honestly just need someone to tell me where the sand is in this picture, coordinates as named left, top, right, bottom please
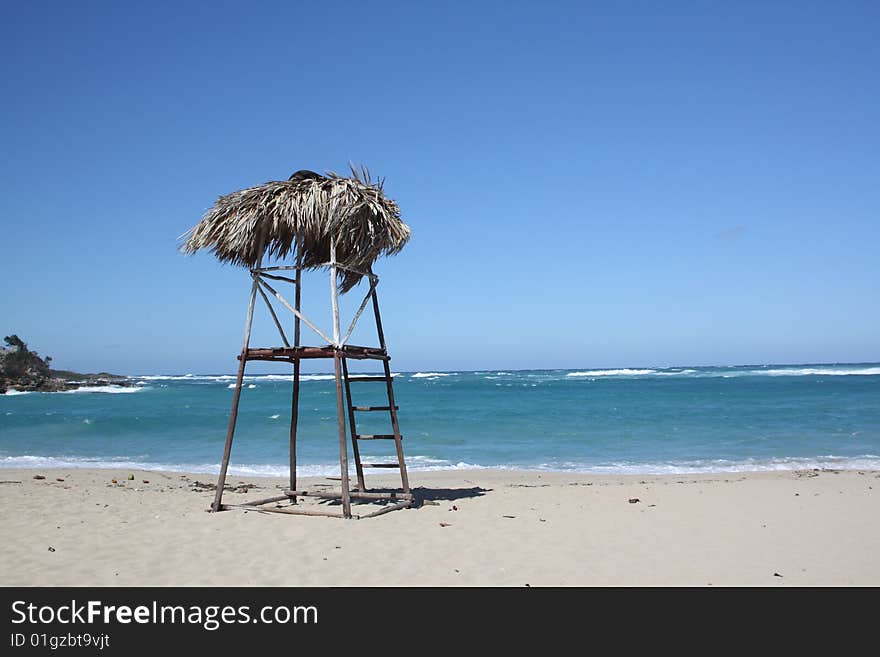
left=0, top=467, right=878, bottom=586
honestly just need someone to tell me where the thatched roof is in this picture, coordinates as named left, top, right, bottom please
left=180, top=167, right=410, bottom=292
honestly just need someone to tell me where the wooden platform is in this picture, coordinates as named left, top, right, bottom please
left=241, top=344, right=389, bottom=362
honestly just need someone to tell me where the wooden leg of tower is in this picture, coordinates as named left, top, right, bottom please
left=371, top=287, right=411, bottom=495
left=289, top=253, right=302, bottom=503
left=213, top=282, right=258, bottom=512
left=213, top=360, right=246, bottom=512
left=384, top=358, right=410, bottom=494
left=289, top=359, right=300, bottom=503
left=342, top=358, right=367, bottom=491
left=334, top=351, right=352, bottom=518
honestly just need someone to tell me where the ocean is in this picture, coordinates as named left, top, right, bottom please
left=1, top=363, right=879, bottom=477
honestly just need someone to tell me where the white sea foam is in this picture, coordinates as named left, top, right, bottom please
left=696, top=366, right=880, bottom=378
left=132, top=365, right=880, bottom=383
left=2, top=385, right=145, bottom=395
left=407, top=455, right=453, bottom=464
left=136, top=373, right=338, bottom=383
left=754, top=367, right=880, bottom=377
left=655, top=369, right=698, bottom=376
left=269, top=414, right=280, bottom=419
left=230, top=455, right=880, bottom=475
left=567, top=369, right=656, bottom=377
left=2, top=454, right=878, bottom=477
left=0, top=455, right=487, bottom=478
left=59, top=385, right=145, bottom=394
left=549, top=455, right=880, bottom=475
left=135, top=373, right=203, bottom=381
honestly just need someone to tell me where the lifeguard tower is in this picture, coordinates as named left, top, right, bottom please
left=181, top=168, right=412, bottom=519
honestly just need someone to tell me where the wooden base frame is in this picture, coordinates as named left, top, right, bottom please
left=217, top=489, right=414, bottom=520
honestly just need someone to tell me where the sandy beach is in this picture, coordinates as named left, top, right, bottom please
left=0, top=467, right=877, bottom=586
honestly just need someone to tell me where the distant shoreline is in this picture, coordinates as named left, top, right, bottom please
left=0, top=370, right=135, bottom=394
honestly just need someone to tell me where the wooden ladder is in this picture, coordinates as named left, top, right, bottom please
left=341, top=355, right=410, bottom=495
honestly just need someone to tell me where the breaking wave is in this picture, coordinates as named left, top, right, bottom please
left=567, top=369, right=656, bottom=377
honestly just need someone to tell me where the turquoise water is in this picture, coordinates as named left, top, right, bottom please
left=1, top=363, right=879, bottom=476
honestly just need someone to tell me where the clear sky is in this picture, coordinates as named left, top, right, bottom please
left=2, top=1, right=878, bottom=375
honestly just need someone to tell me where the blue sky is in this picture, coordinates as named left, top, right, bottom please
left=1, top=1, right=878, bottom=374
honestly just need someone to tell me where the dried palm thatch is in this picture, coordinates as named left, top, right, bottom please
left=180, top=166, right=410, bottom=292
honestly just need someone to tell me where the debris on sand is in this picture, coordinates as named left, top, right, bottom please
left=190, top=480, right=259, bottom=493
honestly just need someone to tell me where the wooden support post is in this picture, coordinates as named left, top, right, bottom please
left=258, top=279, right=333, bottom=344
left=329, top=239, right=351, bottom=517
left=358, top=500, right=412, bottom=519
left=370, top=284, right=387, bottom=351
left=242, top=494, right=294, bottom=507
left=341, top=278, right=377, bottom=345
left=257, top=285, right=290, bottom=348
left=329, top=240, right=341, bottom=347
left=289, top=252, right=302, bottom=499
left=221, top=503, right=348, bottom=519
left=285, top=489, right=413, bottom=501
left=257, top=271, right=298, bottom=284
left=371, top=287, right=410, bottom=494
left=342, top=358, right=366, bottom=491
left=212, top=278, right=259, bottom=512
left=334, top=351, right=352, bottom=518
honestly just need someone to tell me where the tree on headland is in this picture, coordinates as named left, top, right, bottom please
left=4, top=335, right=26, bottom=350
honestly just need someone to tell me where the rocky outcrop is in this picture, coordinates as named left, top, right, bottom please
left=0, top=335, right=133, bottom=394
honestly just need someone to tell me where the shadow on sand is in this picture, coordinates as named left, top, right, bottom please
left=285, top=485, right=492, bottom=510
left=409, top=486, right=491, bottom=508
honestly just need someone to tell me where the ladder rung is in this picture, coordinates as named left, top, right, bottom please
left=347, top=376, right=389, bottom=382
left=353, top=405, right=399, bottom=412
left=355, top=434, right=401, bottom=440
left=362, top=463, right=400, bottom=468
